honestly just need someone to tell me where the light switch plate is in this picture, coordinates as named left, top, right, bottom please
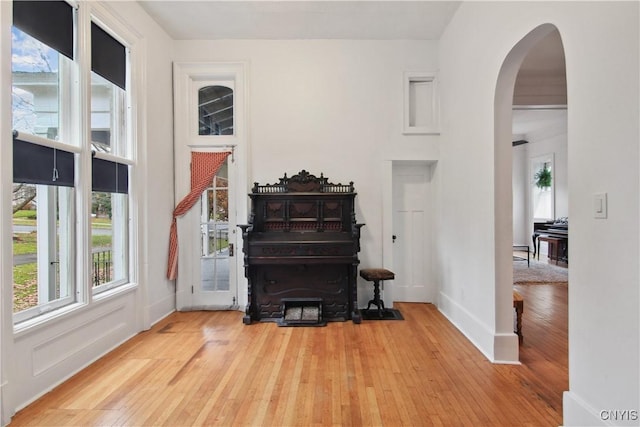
left=594, top=193, right=607, bottom=219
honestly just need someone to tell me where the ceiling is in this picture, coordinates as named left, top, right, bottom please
left=512, top=108, right=567, bottom=137
left=513, top=30, right=567, bottom=136
left=137, top=1, right=462, bottom=40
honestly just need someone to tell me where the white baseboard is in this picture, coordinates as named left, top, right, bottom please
left=563, top=391, right=605, bottom=426
left=438, top=291, right=519, bottom=363
left=561, top=391, right=639, bottom=426
left=148, top=294, right=177, bottom=327
left=1, top=380, right=10, bottom=427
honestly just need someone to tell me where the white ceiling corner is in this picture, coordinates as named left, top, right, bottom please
left=137, top=1, right=462, bottom=40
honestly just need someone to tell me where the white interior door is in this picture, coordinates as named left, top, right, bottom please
left=392, top=162, right=433, bottom=303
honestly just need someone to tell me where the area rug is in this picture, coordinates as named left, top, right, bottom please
left=514, top=259, right=568, bottom=284
left=361, top=308, right=404, bottom=320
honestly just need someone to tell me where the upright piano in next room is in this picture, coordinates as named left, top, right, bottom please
left=532, top=218, right=568, bottom=264
left=238, top=170, right=364, bottom=325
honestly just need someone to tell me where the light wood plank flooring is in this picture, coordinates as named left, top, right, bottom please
left=10, top=285, right=568, bottom=426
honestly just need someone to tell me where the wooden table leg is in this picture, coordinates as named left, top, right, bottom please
left=513, top=291, right=524, bottom=343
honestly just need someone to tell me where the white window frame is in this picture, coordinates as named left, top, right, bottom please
left=9, top=1, right=142, bottom=328
left=88, top=8, right=137, bottom=297
left=11, top=7, right=80, bottom=325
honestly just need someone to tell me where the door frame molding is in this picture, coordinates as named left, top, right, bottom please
left=172, top=62, right=249, bottom=311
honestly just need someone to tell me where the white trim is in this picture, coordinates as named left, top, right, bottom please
left=513, top=104, right=567, bottom=110
left=438, top=291, right=519, bottom=364
left=92, top=151, right=135, bottom=165
left=563, top=391, right=611, bottom=426
left=12, top=301, right=87, bottom=338
left=403, top=71, right=440, bottom=135
left=11, top=131, right=82, bottom=154
left=89, top=2, right=143, bottom=50
left=187, top=144, right=237, bottom=148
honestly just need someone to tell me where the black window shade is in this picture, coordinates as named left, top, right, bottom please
left=13, top=137, right=74, bottom=187
left=92, top=157, right=128, bottom=194
left=13, top=0, right=74, bottom=60
left=91, top=22, right=126, bottom=90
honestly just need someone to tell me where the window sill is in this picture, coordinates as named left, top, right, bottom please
left=92, top=281, right=137, bottom=302
left=13, top=282, right=138, bottom=339
left=13, top=301, right=88, bottom=338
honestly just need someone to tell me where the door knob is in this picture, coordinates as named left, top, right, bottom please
left=392, top=235, right=397, bottom=243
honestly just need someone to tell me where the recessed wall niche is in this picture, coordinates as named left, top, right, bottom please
left=403, top=72, right=440, bottom=135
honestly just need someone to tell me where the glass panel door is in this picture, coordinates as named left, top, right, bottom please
left=197, top=160, right=237, bottom=307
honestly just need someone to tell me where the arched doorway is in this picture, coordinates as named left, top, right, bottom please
left=494, top=23, right=567, bottom=362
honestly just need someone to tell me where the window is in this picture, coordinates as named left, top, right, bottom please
left=12, top=0, right=74, bottom=143
left=90, top=21, right=131, bottom=294
left=91, top=22, right=127, bottom=156
left=12, top=0, right=77, bottom=322
left=91, top=158, right=129, bottom=291
left=198, top=85, right=234, bottom=135
left=531, top=154, right=555, bottom=221
left=11, top=1, right=135, bottom=323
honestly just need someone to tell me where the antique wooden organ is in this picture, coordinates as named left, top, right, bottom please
left=239, top=170, right=364, bottom=325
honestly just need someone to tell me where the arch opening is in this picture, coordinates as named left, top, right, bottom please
left=494, top=23, right=567, bottom=363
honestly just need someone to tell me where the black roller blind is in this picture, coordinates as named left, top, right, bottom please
left=13, top=0, right=74, bottom=60
left=92, top=157, right=128, bottom=194
left=13, top=137, right=75, bottom=187
left=91, top=22, right=126, bottom=90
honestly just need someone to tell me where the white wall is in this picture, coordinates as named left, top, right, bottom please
left=119, top=3, right=177, bottom=325
left=439, top=2, right=638, bottom=425
left=173, top=39, right=440, bottom=308
left=0, top=1, right=176, bottom=419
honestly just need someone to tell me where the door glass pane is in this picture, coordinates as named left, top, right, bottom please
left=201, top=163, right=230, bottom=291
left=198, top=85, right=233, bottom=135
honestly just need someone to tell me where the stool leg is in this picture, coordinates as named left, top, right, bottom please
left=366, top=280, right=385, bottom=317
left=376, top=280, right=385, bottom=317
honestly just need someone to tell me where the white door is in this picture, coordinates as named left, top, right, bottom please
left=392, top=162, right=433, bottom=302
left=194, top=158, right=238, bottom=309
left=173, top=62, right=248, bottom=311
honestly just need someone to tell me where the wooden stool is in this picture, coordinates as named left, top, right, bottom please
left=360, top=268, right=395, bottom=318
left=513, top=290, right=524, bottom=343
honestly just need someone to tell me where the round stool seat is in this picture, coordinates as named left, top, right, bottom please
left=359, top=268, right=394, bottom=318
left=360, top=268, right=395, bottom=281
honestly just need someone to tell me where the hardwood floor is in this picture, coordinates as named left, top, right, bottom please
left=10, top=286, right=568, bottom=426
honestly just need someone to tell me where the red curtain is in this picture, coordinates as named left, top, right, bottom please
left=167, top=151, right=231, bottom=280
